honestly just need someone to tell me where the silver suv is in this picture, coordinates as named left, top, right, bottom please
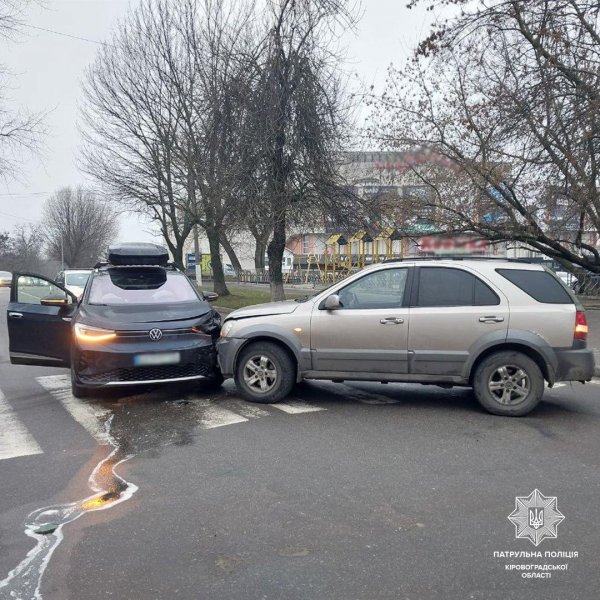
left=217, top=259, right=595, bottom=416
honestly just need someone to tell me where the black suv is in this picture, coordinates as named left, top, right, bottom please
left=6, top=243, right=222, bottom=397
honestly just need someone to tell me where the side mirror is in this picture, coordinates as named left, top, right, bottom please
left=41, top=295, right=69, bottom=307
left=203, top=292, right=219, bottom=302
left=323, top=294, right=341, bottom=310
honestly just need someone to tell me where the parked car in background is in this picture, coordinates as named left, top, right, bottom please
left=7, top=243, right=222, bottom=397
left=224, top=263, right=236, bottom=277
left=0, top=271, right=12, bottom=287
left=55, top=269, right=93, bottom=298
left=218, top=258, right=594, bottom=417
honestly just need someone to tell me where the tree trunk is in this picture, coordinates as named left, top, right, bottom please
left=254, top=240, right=266, bottom=271
left=220, top=234, right=243, bottom=274
left=267, top=213, right=286, bottom=301
left=207, top=227, right=229, bottom=296
left=162, top=231, right=185, bottom=271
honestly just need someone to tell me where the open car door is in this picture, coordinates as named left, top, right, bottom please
left=7, top=273, right=78, bottom=367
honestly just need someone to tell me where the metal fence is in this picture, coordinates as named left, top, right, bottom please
left=572, top=273, right=600, bottom=297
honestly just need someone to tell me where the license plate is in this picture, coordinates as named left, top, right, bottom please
left=134, top=352, right=181, bottom=367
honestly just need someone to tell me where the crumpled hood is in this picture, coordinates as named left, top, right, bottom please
left=227, top=300, right=299, bottom=320
left=79, top=302, right=211, bottom=328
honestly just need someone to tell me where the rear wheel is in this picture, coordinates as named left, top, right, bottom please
left=473, top=351, right=544, bottom=416
left=234, top=342, right=295, bottom=403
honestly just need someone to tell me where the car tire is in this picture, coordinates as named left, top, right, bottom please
left=234, top=342, right=295, bottom=403
left=473, top=351, right=544, bottom=416
left=71, top=369, right=92, bottom=399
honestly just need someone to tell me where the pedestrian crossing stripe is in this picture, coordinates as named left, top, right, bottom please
left=0, top=389, right=43, bottom=460
left=36, top=375, right=112, bottom=444
left=0, top=379, right=329, bottom=461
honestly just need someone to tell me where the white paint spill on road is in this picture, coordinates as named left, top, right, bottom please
left=269, top=400, right=326, bottom=414
left=0, top=389, right=43, bottom=460
left=199, top=405, right=248, bottom=429
left=0, top=415, right=138, bottom=600
left=36, top=375, right=111, bottom=444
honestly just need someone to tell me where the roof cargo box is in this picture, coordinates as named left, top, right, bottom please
left=107, top=243, right=169, bottom=266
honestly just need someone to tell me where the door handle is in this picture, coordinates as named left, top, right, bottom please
left=479, top=316, right=504, bottom=323
left=8, top=312, right=23, bottom=319
left=380, top=317, right=404, bottom=324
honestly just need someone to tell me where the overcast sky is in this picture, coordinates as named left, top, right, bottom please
left=1, top=0, right=434, bottom=244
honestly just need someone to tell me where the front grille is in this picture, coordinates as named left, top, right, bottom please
left=82, top=362, right=213, bottom=384
left=116, top=327, right=194, bottom=338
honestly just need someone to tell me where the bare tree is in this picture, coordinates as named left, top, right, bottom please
left=372, top=0, right=600, bottom=273
left=81, top=0, right=258, bottom=295
left=242, top=0, right=357, bottom=300
left=43, top=186, right=119, bottom=267
left=80, top=0, right=195, bottom=270
left=0, top=223, right=48, bottom=273
left=0, top=0, right=45, bottom=181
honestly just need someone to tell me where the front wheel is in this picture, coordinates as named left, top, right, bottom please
left=472, top=351, right=544, bottom=416
left=234, top=342, right=295, bottom=403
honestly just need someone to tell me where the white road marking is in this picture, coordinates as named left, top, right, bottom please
left=0, top=389, right=43, bottom=460
left=231, top=403, right=271, bottom=419
left=36, top=375, right=111, bottom=444
left=269, top=400, right=326, bottom=414
left=199, top=405, right=248, bottom=429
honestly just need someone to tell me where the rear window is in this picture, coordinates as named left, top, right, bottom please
left=88, top=268, right=200, bottom=305
left=65, top=271, right=91, bottom=287
left=496, top=269, right=573, bottom=304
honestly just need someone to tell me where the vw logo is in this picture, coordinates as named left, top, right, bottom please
left=148, top=328, right=163, bottom=341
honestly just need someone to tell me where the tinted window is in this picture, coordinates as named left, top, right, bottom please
left=89, top=269, right=200, bottom=305
left=474, top=278, right=500, bottom=305
left=338, top=268, right=408, bottom=309
left=497, top=269, right=573, bottom=304
left=417, top=267, right=499, bottom=307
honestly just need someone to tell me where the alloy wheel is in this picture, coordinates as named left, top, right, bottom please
left=242, top=354, right=278, bottom=394
left=487, top=364, right=530, bottom=405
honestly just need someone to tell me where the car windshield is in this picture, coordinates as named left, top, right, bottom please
left=65, top=271, right=91, bottom=286
left=88, top=268, right=200, bottom=305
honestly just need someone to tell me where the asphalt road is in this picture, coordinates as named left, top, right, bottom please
left=0, top=286, right=599, bottom=600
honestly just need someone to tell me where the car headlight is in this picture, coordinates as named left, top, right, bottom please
left=74, top=323, right=117, bottom=343
left=220, top=320, right=235, bottom=337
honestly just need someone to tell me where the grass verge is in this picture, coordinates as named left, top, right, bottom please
left=200, top=283, right=306, bottom=310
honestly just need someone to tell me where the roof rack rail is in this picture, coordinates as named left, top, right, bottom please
left=93, top=262, right=179, bottom=270
left=382, top=255, right=532, bottom=263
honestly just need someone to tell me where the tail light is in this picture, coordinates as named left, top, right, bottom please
left=574, top=310, right=588, bottom=341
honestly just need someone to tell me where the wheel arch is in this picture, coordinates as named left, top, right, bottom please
left=232, top=332, right=301, bottom=381
left=467, top=342, right=554, bottom=386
